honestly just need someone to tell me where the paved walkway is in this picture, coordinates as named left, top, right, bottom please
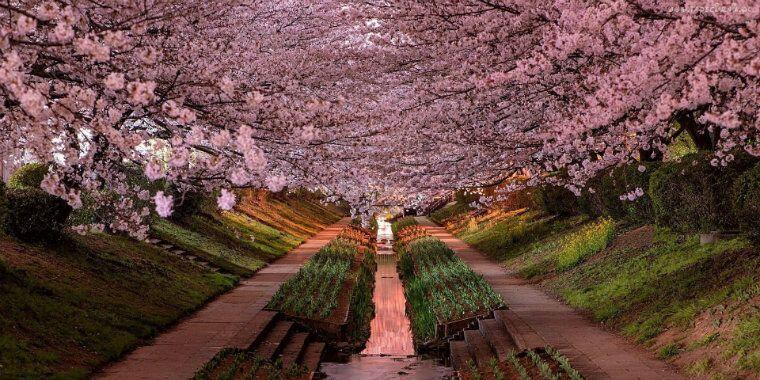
left=97, top=218, right=350, bottom=380
left=416, top=217, right=685, bottom=380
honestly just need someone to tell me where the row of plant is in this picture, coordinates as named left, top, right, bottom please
left=395, top=225, right=430, bottom=246
left=193, top=348, right=308, bottom=380
left=459, top=348, right=583, bottom=380
left=267, top=238, right=358, bottom=319
left=397, top=233, right=504, bottom=342
left=390, top=215, right=418, bottom=235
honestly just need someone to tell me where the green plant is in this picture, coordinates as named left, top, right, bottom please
left=580, top=162, right=660, bottom=223
left=7, top=163, right=48, bottom=189
left=649, top=152, right=757, bottom=232
left=4, top=188, right=72, bottom=241
left=507, top=351, right=530, bottom=380
left=546, top=347, right=583, bottom=380
left=399, top=237, right=504, bottom=342
left=534, top=185, right=579, bottom=216
left=391, top=216, right=418, bottom=234
left=554, top=218, right=614, bottom=271
left=658, top=343, right=680, bottom=359
left=732, top=162, right=760, bottom=243
left=528, top=350, right=559, bottom=380
left=267, top=238, right=358, bottom=318
left=347, top=250, right=376, bottom=344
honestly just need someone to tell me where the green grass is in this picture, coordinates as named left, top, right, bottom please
left=391, top=216, right=418, bottom=235
left=152, top=218, right=266, bottom=276
left=0, top=233, right=236, bottom=378
left=728, top=316, right=760, bottom=371
left=430, top=201, right=472, bottom=224
left=399, top=237, right=504, bottom=342
left=554, top=217, right=615, bottom=270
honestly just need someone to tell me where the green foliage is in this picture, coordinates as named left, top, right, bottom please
left=152, top=218, right=266, bottom=276
left=7, top=163, right=48, bottom=189
left=732, top=162, right=760, bottom=243
left=554, top=218, right=615, bottom=271
left=193, top=349, right=308, bottom=380
left=534, top=185, right=579, bottom=216
left=391, top=216, right=418, bottom=235
left=580, top=162, right=660, bottom=223
left=347, top=250, right=376, bottom=344
left=667, top=130, right=698, bottom=161
left=547, top=228, right=755, bottom=346
left=399, top=237, right=504, bottom=342
left=171, top=190, right=207, bottom=220
left=728, top=316, right=760, bottom=372
left=0, top=233, right=235, bottom=378
left=430, top=201, right=472, bottom=224
left=649, top=152, right=757, bottom=232
left=658, top=343, right=680, bottom=359
left=267, top=239, right=357, bottom=318
left=4, top=188, right=72, bottom=242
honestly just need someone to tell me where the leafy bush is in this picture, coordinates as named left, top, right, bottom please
left=534, top=185, right=578, bottom=216
left=580, top=162, right=660, bottom=223
left=7, top=163, right=48, bottom=189
left=732, top=162, right=760, bottom=243
left=391, top=216, right=418, bottom=234
left=4, top=188, right=72, bottom=241
left=172, top=190, right=206, bottom=220
left=554, top=218, right=614, bottom=271
left=649, top=152, right=757, bottom=232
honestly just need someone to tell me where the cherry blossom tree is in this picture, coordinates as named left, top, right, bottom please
left=1, top=0, right=757, bottom=234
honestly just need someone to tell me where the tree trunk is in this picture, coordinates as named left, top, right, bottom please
left=676, top=111, right=714, bottom=150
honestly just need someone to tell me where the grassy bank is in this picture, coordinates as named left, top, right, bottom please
left=435, top=200, right=760, bottom=379
left=0, top=191, right=344, bottom=378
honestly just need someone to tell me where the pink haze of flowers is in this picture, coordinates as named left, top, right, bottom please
left=0, top=0, right=757, bottom=236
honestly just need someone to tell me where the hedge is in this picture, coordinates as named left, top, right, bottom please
left=7, top=163, right=48, bottom=189
left=649, top=152, right=757, bottom=233
left=579, top=162, right=660, bottom=223
left=4, top=188, right=72, bottom=242
left=534, top=185, right=578, bottom=216
left=732, top=162, right=760, bottom=243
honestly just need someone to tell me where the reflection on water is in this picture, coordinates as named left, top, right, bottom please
left=362, top=216, right=414, bottom=356
left=319, top=216, right=452, bottom=379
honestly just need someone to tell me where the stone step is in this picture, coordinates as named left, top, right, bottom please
left=478, top=318, right=516, bottom=361
left=464, top=329, right=495, bottom=367
left=301, top=341, right=326, bottom=373
left=227, top=310, right=278, bottom=349
left=252, top=320, right=294, bottom=360
left=449, top=340, right=473, bottom=371
left=494, top=310, right=546, bottom=351
left=279, top=332, right=309, bottom=369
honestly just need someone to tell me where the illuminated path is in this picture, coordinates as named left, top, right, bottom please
left=416, top=216, right=685, bottom=380
left=97, top=218, right=351, bottom=380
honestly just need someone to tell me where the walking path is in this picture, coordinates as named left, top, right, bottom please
left=97, top=218, right=350, bottom=380
left=415, top=217, right=685, bottom=380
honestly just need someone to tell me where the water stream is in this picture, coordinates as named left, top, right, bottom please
left=319, top=217, right=452, bottom=379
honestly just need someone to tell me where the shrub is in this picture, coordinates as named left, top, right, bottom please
left=580, top=162, right=660, bottom=223
left=732, top=162, right=760, bottom=243
left=534, top=185, right=578, bottom=216
left=172, top=190, right=206, bottom=220
left=649, top=152, right=757, bottom=232
left=4, top=188, right=72, bottom=241
left=7, top=163, right=48, bottom=189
